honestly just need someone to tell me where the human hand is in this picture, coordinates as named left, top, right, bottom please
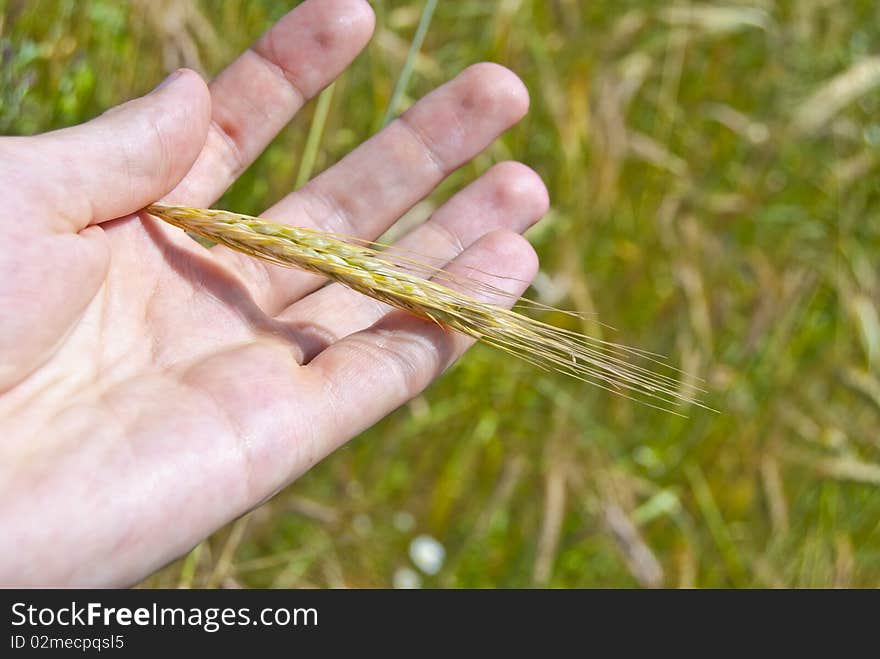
left=0, top=0, right=548, bottom=586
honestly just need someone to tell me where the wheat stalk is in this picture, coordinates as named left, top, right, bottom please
left=147, top=203, right=709, bottom=414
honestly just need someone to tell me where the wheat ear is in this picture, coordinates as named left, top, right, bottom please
left=146, top=203, right=708, bottom=414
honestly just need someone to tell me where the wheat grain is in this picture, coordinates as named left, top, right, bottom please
left=147, top=203, right=709, bottom=413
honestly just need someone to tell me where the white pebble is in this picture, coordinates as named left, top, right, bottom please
left=392, top=567, right=422, bottom=589
left=409, top=535, right=445, bottom=576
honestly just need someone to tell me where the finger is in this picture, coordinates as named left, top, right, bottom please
left=217, top=62, right=530, bottom=313
left=22, top=69, right=211, bottom=230
left=278, top=161, right=549, bottom=360
left=306, top=230, right=538, bottom=451
left=166, top=0, right=375, bottom=206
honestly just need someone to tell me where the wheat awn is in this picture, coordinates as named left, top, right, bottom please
left=147, top=203, right=709, bottom=414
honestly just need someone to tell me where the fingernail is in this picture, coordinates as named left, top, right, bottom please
left=153, top=69, right=184, bottom=93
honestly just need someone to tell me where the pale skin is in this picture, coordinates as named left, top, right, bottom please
left=0, top=0, right=549, bottom=586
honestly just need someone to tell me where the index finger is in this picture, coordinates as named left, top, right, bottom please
left=165, top=0, right=375, bottom=206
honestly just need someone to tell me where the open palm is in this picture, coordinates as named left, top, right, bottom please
left=0, top=0, right=548, bottom=586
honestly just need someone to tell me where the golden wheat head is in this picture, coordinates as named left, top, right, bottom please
left=147, top=203, right=709, bottom=414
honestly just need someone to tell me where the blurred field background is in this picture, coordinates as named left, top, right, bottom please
left=3, top=0, right=880, bottom=587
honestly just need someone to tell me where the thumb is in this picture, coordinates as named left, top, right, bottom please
left=34, top=68, right=211, bottom=229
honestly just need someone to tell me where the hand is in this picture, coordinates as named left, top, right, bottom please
left=0, top=0, right=548, bottom=586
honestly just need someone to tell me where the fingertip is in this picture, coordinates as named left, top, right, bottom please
left=476, top=229, right=540, bottom=286
left=161, top=67, right=209, bottom=95
left=487, top=161, right=550, bottom=220
left=345, top=0, right=377, bottom=39
left=460, top=62, right=530, bottom=123
left=154, top=67, right=212, bottom=134
left=302, top=0, right=375, bottom=51
left=257, top=0, right=376, bottom=98
left=144, top=68, right=211, bottom=200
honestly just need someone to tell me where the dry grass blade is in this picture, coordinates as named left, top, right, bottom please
left=659, top=6, right=769, bottom=36
left=792, top=56, right=880, bottom=135
left=147, top=204, right=710, bottom=414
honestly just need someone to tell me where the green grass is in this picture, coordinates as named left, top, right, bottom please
left=4, top=0, right=880, bottom=587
